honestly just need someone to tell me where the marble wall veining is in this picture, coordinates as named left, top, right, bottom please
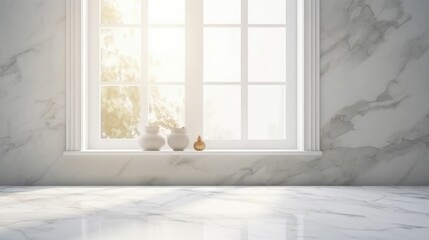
left=0, top=0, right=428, bottom=185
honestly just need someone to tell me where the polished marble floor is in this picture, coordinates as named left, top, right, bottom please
left=0, top=187, right=428, bottom=239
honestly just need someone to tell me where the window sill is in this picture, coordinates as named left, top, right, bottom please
left=63, top=150, right=322, bottom=161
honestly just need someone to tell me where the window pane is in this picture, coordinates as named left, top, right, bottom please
left=149, top=28, right=185, bottom=82
left=101, top=86, right=141, bottom=139
left=204, top=86, right=241, bottom=139
left=248, top=28, right=285, bottom=82
left=204, top=28, right=241, bottom=82
left=204, top=0, right=240, bottom=24
left=149, top=85, right=185, bottom=134
left=148, top=0, right=185, bottom=24
left=248, top=86, right=285, bottom=139
left=248, top=0, right=286, bottom=24
left=101, top=0, right=140, bottom=24
left=100, top=28, right=141, bottom=83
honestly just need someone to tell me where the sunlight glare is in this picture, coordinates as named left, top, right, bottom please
left=149, top=28, right=185, bottom=83
left=149, top=0, right=185, bottom=24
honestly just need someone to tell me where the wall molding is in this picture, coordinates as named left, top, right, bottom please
left=66, top=0, right=83, bottom=151
left=300, top=0, right=320, bottom=151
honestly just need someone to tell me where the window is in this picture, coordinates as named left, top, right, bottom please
left=66, top=0, right=320, bottom=152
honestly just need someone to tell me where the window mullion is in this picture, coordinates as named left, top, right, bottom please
left=185, top=0, right=203, bottom=143
left=141, top=0, right=149, bottom=130
left=241, top=0, right=248, bottom=143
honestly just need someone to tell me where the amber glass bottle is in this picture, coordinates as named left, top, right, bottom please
left=193, top=136, right=206, bottom=151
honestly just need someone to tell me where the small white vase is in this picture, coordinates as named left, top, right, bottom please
left=167, top=128, right=190, bottom=151
left=138, top=126, right=165, bottom=151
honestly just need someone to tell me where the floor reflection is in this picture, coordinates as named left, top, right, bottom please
left=0, top=187, right=302, bottom=240
left=76, top=215, right=300, bottom=240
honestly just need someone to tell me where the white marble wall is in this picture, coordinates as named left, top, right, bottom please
left=0, top=0, right=428, bottom=185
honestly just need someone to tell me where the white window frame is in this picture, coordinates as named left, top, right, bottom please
left=65, top=0, right=320, bottom=153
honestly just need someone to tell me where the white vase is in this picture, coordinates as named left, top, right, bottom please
left=138, top=126, right=165, bottom=151
left=167, top=128, right=190, bottom=151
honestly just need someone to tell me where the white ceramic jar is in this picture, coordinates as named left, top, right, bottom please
left=167, top=128, right=190, bottom=151
left=138, top=126, right=165, bottom=151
